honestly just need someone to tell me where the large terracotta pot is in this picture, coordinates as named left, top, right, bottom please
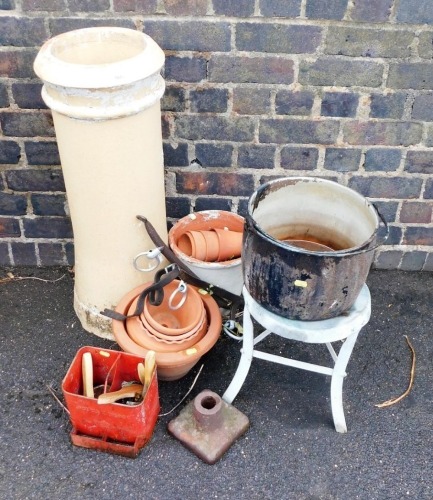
left=112, top=283, right=222, bottom=381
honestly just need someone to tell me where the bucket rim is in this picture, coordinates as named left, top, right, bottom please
left=247, top=176, right=382, bottom=257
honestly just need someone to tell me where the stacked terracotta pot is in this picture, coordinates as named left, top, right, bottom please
left=112, top=280, right=222, bottom=381
left=177, top=228, right=243, bottom=262
left=127, top=280, right=208, bottom=353
left=168, top=210, right=245, bottom=296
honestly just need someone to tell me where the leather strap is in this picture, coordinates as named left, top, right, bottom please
left=101, top=266, right=180, bottom=321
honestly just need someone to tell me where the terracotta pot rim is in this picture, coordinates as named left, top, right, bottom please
left=145, top=316, right=207, bottom=345
left=126, top=314, right=205, bottom=352
left=143, top=280, right=204, bottom=335
left=140, top=306, right=207, bottom=341
left=127, top=295, right=207, bottom=342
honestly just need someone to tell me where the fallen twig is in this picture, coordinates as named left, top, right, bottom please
left=47, top=384, right=70, bottom=415
left=375, top=335, right=416, bottom=408
left=158, top=364, right=204, bottom=417
left=0, top=272, right=66, bottom=285
left=103, top=353, right=121, bottom=394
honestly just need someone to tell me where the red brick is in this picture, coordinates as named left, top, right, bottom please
left=113, top=0, right=157, bottom=12
left=374, top=250, right=403, bottom=270
left=68, top=0, right=110, bottom=11
left=343, top=121, right=422, bottom=146
left=0, top=217, right=21, bottom=237
left=0, top=16, right=47, bottom=46
left=0, top=242, right=10, bottom=266
left=0, top=111, right=54, bottom=137
left=400, top=251, right=427, bottom=271
left=22, top=0, right=65, bottom=10
left=11, top=242, right=37, bottom=265
left=38, top=242, right=66, bottom=265
left=348, top=176, right=422, bottom=199
left=404, top=227, right=433, bottom=245
left=209, top=55, right=294, bottom=84
left=0, top=49, right=37, bottom=78
left=399, top=202, right=432, bottom=223
left=176, top=172, right=254, bottom=196
left=233, top=88, right=271, bottom=115
left=164, top=0, right=208, bottom=15
left=23, top=217, right=73, bottom=238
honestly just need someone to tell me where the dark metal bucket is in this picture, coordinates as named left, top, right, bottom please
left=243, top=177, right=388, bottom=321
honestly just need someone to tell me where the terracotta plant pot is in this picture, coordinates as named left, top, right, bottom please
left=178, top=231, right=207, bottom=261
left=126, top=295, right=207, bottom=347
left=143, top=280, right=204, bottom=336
left=200, top=230, right=220, bottom=262
left=140, top=304, right=207, bottom=342
left=178, top=229, right=242, bottom=263
left=126, top=315, right=204, bottom=353
left=146, top=315, right=208, bottom=345
left=168, top=210, right=245, bottom=295
left=112, top=283, right=222, bottom=381
left=212, top=228, right=243, bottom=261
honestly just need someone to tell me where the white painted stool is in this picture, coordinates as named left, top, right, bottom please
left=223, top=284, right=371, bottom=433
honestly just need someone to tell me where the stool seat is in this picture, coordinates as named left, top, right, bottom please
left=223, top=284, right=371, bottom=433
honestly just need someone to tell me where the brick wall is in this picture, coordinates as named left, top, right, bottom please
left=1, top=0, right=433, bottom=270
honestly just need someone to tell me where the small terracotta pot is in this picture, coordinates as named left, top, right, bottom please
left=143, top=280, right=204, bottom=336
left=112, top=283, right=222, bottom=381
left=126, top=315, right=204, bottom=353
left=127, top=295, right=207, bottom=343
left=145, top=313, right=207, bottom=346
left=178, top=231, right=207, bottom=261
left=212, top=228, right=243, bottom=262
left=281, top=238, right=334, bottom=252
left=200, top=230, right=220, bottom=262
left=141, top=306, right=207, bottom=342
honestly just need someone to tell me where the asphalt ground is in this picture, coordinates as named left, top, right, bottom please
left=0, top=267, right=432, bottom=499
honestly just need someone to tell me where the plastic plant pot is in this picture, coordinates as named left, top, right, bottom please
left=62, top=346, right=160, bottom=458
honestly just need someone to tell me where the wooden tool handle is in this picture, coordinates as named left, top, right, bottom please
left=82, top=352, right=94, bottom=398
left=97, top=383, right=143, bottom=405
left=137, top=362, right=146, bottom=385
left=142, top=351, right=156, bottom=397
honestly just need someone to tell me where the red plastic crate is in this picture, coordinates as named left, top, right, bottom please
left=62, top=346, right=160, bottom=458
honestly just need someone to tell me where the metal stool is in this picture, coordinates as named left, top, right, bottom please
left=223, top=284, right=371, bottom=433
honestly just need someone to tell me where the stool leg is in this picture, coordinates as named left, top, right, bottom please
left=222, top=305, right=254, bottom=404
left=330, top=329, right=360, bottom=433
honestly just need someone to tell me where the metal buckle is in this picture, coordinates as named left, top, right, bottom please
left=163, top=263, right=178, bottom=274
left=168, top=280, right=188, bottom=310
left=223, top=320, right=243, bottom=341
left=133, top=247, right=163, bottom=272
